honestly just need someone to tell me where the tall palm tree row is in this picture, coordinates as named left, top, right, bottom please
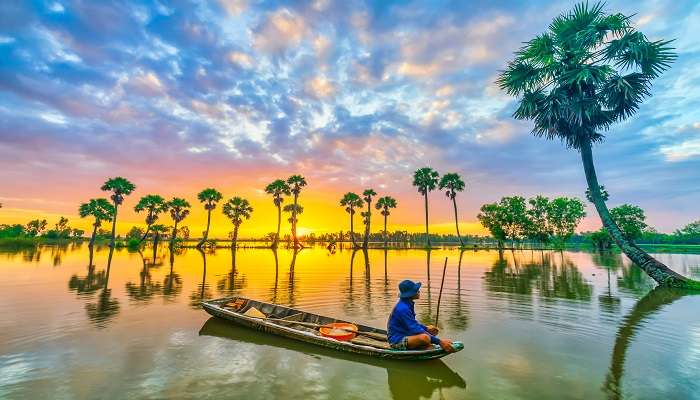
left=361, top=189, right=377, bottom=249
left=286, top=175, right=307, bottom=249
left=497, top=2, right=698, bottom=288
left=412, top=167, right=440, bottom=248
left=340, top=192, right=363, bottom=248
left=439, top=173, right=466, bottom=247
left=375, top=196, right=397, bottom=248
left=166, top=198, right=191, bottom=248
left=196, top=188, right=223, bottom=248
left=78, top=198, right=115, bottom=248
left=222, top=197, right=253, bottom=248
left=264, top=179, right=291, bottom=249
left=101, top=177, right=136, bottom=248
left=134, top=194, right=166, bottom=244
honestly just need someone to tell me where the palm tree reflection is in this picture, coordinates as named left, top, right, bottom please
left=85, top=247, right=120, bottom=328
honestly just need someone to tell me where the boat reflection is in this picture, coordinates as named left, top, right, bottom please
left=199, top=317, right=467, bottom=400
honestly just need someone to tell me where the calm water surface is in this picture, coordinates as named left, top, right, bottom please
left=1, top=244, right=699, bottom=399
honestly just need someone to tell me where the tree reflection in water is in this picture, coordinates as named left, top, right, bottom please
left=125, top=249, right=162, bottom=303
left=162, top=249, right=182, bottom=302
left=446, top=249, right=469, bottom=330
left=191, top=248, right=213, bottom=309
left=483, top=250, right=592, bottom=302
left=84, top=247, right=120, bottom=328
left=592, top=252, right=623, bottom=314
left=603, top=287, right=698, bottom=400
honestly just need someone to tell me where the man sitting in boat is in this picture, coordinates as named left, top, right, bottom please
left=387, top=280, right=455, bottom=352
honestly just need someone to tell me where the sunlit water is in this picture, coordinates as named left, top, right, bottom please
left=1, top=244, right=699, bottom=399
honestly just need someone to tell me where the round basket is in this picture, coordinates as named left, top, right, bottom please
left=319, top=322, right=359, bottom=341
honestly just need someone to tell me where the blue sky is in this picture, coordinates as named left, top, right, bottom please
left=0, top=0, right=699, bottom=234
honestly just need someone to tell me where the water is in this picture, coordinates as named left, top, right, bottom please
left=1, top=244, right=699, bottom=399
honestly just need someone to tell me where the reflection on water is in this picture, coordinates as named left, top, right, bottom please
left=199, top=317, right=466, bottom=400
left=0, top=244, right=699, bottom=399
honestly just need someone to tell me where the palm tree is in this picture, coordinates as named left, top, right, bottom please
left=412, top=167, right=439, bottom=247
left=196, top=188, right=223, bottom=248
left=286, top=175, right=307, bottom=248
left=134, top=195, right=166, bottom=245
left=375, top=196, right=397, bottom=248
left=101, top=177, right=136, bottom=248
left=166, top=198, right=191, bottom=248
left=497, top=3, right=697, bottom=288
left=222, top=197, right=253, bottom=248
left=361, top=189, right=377, bottom=249
left=149, top=224, right=168, bottom=259
left=283, top=203, right=303, bottom=247
left=439, top=173, right=466, bottom=247
left=78, top=198, right=115, bottom=248
left=340, top=192, right=363, bottom=248
left=265, top=179, right=291, bottom=249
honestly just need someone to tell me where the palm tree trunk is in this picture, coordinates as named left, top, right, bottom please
left=232, top=224, right=239, bottom=249
left=350, top=212, right=357, bottom=248
left=139, top=224, right=151, bottom=244
left=198, top=209, right=212, bottom=248
left=363, top=203, right=370, bottom=249
left=424, top=193, right=431, bottom=248
left=273, top=203, right=281, bottom=249
left=89, top=222, right=98, bottom=248
left=383, top=213, right=388, bottom=248
left=170, top=222, right=178, bottom=249
left=452, top=197, right=463, bottom=247
left=580, top=139, right=697, bottom=288
left=109, top=203, right=119, bottom=248
left=292, top=193, right=299, bottom=248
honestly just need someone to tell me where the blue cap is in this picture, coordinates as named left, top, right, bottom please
left=398, top=280, right=422, bottom=298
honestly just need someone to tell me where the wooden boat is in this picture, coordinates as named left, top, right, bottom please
left=201, top=296, right=464, bottom=361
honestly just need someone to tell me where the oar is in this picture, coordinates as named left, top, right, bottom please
left=435, top=257, right=448, bottom=326
left=249, top=315, right=388, bottom=341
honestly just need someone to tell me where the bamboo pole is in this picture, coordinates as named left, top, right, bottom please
left=435, top=257, right=448, bottom=326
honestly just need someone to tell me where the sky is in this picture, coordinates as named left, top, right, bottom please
left=0, top=0, right=699, bottom=238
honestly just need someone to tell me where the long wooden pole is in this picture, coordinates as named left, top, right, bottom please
left=435, top=257, right=448, bottom=326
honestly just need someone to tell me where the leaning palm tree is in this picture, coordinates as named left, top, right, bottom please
left=361, top=189, right=377, bottom=249
left=165, top=198, right=191, bottom=249
left=196, top=188, right=223, bottom=248
left=340, top=192, right=363, bottom=248
left=101, top=177, right=136, bottom=248
left=375, top=196, right=397, bottom=248
left=283, top=203, right=303, bottom=247
left=134, top=195, right=166, bottom=245
left=286, top=175, right=307, bottom=248
left=78, top=198, right=115, bottom=248
left=412, top=167, right=439, bottom=247
left=265, top=179, right=291, bottom=249
left=439, top=173, right=466, bottom=247
left=497, top=2, right=697, bottom=288
left=222, top=197, right=253, bottom=248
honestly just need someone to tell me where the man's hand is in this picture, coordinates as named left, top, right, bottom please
left=425, top=324, right=439, bottom=336
left=439, top=339, right=455, bottom=353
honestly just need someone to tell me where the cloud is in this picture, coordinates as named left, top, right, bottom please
left=253, top=9, right=306, bottom=54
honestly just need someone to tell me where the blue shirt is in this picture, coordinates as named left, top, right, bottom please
left=387, top=298, right=440, bottom=345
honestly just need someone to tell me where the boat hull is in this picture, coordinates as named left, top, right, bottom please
left=201, top=297, right=463, bottom=361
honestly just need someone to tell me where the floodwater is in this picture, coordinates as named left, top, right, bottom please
left=1, top=244, right=699, bottom=400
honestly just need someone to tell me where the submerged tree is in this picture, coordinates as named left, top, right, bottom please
left=166, top=198, right=191, bottom=248
left=361, top=189, right=377, bottom=249
left=526, top=195, right=552, bottom=245
left=497, top=3, right=696, bottom=287
left=265, top=179, right=291, bottom=249
left=196, top=188, right=223, bottom=248
left=101, top=177, right=136, bottom=248
left=609, top=204, right=648, bottom=240
left=286, top=175, right=307, bottom=248
left=283, top=203, right=303, bottom=246
left=340, top=192, right=363, bottom=248
left=79, top=198, right=115, bottom=248
left=413, top=167, right=439, bottom=247
left=222, top=197, right=253, bottom=248
left=134, top=194, right=166, bottom=245
left=547, top=197, right=586, bottom=247
left=439, top=173, right=466, bottom=247
left=375, top=196, right=398, bottom=248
